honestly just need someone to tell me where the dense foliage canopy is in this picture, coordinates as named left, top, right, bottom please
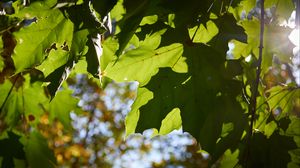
left=0, top=0, right=299, bottom=167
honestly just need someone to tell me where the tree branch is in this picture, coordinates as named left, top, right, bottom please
left=244, top=0, right=265, bottom=167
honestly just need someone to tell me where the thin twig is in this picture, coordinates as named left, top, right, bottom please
left=244, top=0, right=265, bottom=167
left=249, top=0, right=264, bottom=138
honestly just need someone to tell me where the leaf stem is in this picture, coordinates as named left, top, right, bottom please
left=244, top=0, right=265, bottom=166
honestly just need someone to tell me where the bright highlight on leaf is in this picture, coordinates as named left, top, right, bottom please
left=12, top=7, right=74, bottom=73
left=188, top=20, right=219, bottom=44
left=125, top=88, right=153, bottom=137
left=159, top=108, right=182, bottom=135
left=104, top=43, right=184, bottom=86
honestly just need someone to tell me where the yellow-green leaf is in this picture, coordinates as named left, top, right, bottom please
left=159, top=108, right=182, bottom=135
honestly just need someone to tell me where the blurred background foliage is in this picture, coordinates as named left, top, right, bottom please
left=34, top=75, right=208, bottom=168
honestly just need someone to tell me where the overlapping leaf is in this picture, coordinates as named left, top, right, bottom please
left=123, top=13, right=249, bottom=161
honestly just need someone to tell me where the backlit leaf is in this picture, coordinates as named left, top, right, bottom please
left=188, top=20, right=219, bottom=44
left=12, top=3, right=74, bottom=73
left=104, top=43, right=183, bottom=86
left=159, top=108, right=182, bottom=135
left=265, top=0, right=294, bottom=21
left=267, top=86, right=300, bottom=119
left=240, top=19, right=294, bottom=72
left=125, top=87, right=153, bottom=136
left=0, top=75, right=48, bottom=126
left=36, top=48, right=70, bottom=77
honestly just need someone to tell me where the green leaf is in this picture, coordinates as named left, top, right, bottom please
left=12, top=4, right=74, bottom=73
left=267, top=86, right=300, bottom=119
left=0, top=80, right=13, bottom=106
left=139, top=29, right=166, bottom=50
left=115, top=0, right=151, bottom=56
left=265, top=0, right=294, bottom=21
left=209, top=14, right=247, bottom=54
left=0, top=57, right=4, bottom=72
left=219, top=149, right=240, bottom=168
left=220, top=123, right=234, bottom=138
left=21, top=131, right=56, bottom=168
left=275, top=0, right=294, bottom=21
left=188, top=20, right=219, bottom=44
left=240, top=19, right=294, bottom=72
left=36, top=48, right=70, bottom=77
left=44, top=29, right=89, bottom=96
left=70, top=29, right=89, bottom=60
left=125, top=87, right=153, bottom=137
left=104, top=43, right=183, bottom=86
left=1, top=89, right=23, bottom=127
left=240, top=0, right=256, bottom=14
left=286, top=117, right=300, bottom=138
left=100, top=37, right=119, bottom=72
left=72, top=58, right=88, bottom=74
left=229, top=40, right=251, bottom=59
left=0, top=75, right=48, bottom=126
left=49, top=89, right=79, bottom=130
left=140, top=15, right=158, bottom=26
left=22, top=78, right=49, bottom=125
left=171, top=56, right=188, bottom=73
left=110, top=0, right=126, bottom=22
left=129, top=44, right=246, bottom=160
left=264, top=121, right=277, bottom=138
left=0, top=39, right=4, bottom=72
left=159, top=108, right=182, bottom=135
left=230, top=0, right=256, bottom=20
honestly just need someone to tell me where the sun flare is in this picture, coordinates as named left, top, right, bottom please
left=289, top=28, right=300, bottom=47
